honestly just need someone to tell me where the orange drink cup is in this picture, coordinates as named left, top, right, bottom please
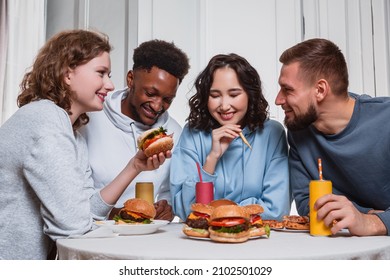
left=309, top=180, right=332, bottom=236
left=135, top=182, right=154, bottom=204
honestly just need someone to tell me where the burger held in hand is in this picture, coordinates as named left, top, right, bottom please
left=114, top=198, right=156, bottom=224
left=244, top=204, right=270, bottom=237
left=183, top=203, right=214, bottom=238
left=137, top=127, right=173, bottom=157
left=208, top=205, right=251, bottom=243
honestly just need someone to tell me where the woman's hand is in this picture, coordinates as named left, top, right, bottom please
left=100, top=150, right=171, bottom=206
left=209, top=124, right=241, bottom=159
left=130, top=149, right=172, bottom=173
left=203, top=124, right=241, bottom=174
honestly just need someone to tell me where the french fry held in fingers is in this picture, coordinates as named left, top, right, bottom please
left=239, top=132, right=252, bottom=150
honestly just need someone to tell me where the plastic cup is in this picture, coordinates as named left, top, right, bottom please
left=135, top=182, right=154, bottom=204
left=309, top=180, right=332, bottom=236
left=195, top=182, right=214, bottom=204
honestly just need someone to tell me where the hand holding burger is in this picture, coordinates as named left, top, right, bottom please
left=137, top=127, right=174, bottom=157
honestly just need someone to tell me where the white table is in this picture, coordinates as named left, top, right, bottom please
left=57, top=223, right=390, bottom=260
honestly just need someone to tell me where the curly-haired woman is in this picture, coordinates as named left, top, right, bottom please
left=0, top=30, right=170, bottom=259
left=170, top=53, right=291, bottom=221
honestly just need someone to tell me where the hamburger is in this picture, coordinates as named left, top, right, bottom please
left=113, top=198, right=156, bottom=224
left=208, top=198, right=237, bottom=208
left=182, top=203, right=214, bottom=238
left=137, top=127, right=174, bottom=157
left=209, top=205, right=250, bottom=243
left=244, top=204, right=270, bottom=237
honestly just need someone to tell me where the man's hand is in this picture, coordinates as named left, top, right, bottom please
left=315, top=194, right=387, bottom=236
left=154, top=199, right=174, bottom=221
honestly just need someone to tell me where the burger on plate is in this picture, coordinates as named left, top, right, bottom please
left=244, top=204, right=270, bottom=237
left=208, top=198, right=237, bottom=208
left=113, top=198, right=156, bottom=224
left=208, top=205, right=250, bottom=243
left=182, top=203, right=214, bottom=238
left=137, top=126, right=173, bottom=157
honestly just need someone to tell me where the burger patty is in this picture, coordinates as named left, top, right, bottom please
left=186, top=217, right=209, bottom=230
left=120, top=211, right=147, bottom=223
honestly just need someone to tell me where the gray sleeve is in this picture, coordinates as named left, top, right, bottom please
left=23, top=131, right=111, bottom=240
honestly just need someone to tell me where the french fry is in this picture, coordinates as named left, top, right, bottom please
left=239, top=132, right=252, bottom=150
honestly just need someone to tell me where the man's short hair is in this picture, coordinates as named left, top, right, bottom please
left=133, top=39, right=190, bottom=84
left=280, top=38, right=349, bottom=96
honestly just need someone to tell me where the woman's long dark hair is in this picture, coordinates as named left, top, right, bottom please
left=188, top=53, right=269, bottom=131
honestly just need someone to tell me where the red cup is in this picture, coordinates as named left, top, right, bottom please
left=195, top=182, right=214, bottom=204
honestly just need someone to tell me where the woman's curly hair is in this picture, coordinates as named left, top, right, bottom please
left=188, top=53, right=269, bottom=131
left=17, top=29, right=112, bottom=130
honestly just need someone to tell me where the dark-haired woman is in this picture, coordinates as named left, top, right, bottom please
left=170, top=53, right=290, bottom=221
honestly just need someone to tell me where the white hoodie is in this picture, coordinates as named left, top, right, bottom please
left=80, top=88, right=182, bottom=207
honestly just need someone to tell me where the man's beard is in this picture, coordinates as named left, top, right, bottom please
left=284, top=103, right=317, bottom=131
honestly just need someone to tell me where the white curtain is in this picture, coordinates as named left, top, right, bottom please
left=0, top=0, right=46, bottom=124
left=0, top=0, right=7, bottom=123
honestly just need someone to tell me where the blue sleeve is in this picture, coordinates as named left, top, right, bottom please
left=239, top=123, right=291, bottom=220
left=170, top=128, right=217, bottom=220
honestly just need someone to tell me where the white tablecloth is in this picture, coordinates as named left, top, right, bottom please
left=57, top=223, right=390, bottom=260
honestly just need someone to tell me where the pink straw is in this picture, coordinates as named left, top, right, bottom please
left=196, top=162, right=203, bottom=182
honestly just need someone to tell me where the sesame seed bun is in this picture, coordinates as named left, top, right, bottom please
left=182, top=225, right=209, bottom=238
left=209, top=227, right=250, bottom=243
left=210, top=205, right=249, bottom=221
left=208, top=199, right=237, bottom=208
left=191, top=203, right=214, bottom=215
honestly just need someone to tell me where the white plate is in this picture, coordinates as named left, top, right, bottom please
left=94, top=220, right=169, bottom=235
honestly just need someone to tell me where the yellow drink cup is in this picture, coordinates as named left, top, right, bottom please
left=309, top=180, right=332, bottom=236
left=135, top=182, right=154, bottom=204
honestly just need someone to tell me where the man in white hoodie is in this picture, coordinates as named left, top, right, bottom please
left=80, top=39, right=190, bottom=221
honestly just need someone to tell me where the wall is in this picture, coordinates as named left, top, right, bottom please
left=46, top=0, right=131, bottom=90
left=45, top=0, right=390, bottom=127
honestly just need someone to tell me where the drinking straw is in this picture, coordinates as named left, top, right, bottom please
left=239, top=132, right=252, bottom=150
left=318, top=158, right=323, bottom=180
left=196, top=162, right=203, bottom=182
